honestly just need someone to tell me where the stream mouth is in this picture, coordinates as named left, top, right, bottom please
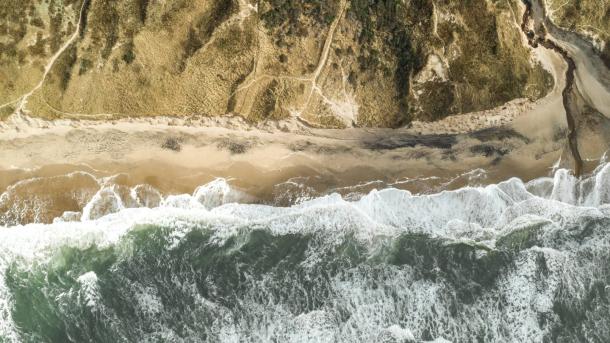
left=521, top=0, right=584, bottom=176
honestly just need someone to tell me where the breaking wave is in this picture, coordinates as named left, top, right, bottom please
left=0, top=162, right=609, bottom=342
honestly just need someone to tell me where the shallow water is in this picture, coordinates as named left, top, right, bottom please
left=0, top=162, right=609, bottom=342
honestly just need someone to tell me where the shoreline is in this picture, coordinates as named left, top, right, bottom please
left=0, top=112, right=568, bottom=195
left=1, top=1, right=609, bottom=220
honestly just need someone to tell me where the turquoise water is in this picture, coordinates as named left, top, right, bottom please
left=1, top=164, right=610, bottom=342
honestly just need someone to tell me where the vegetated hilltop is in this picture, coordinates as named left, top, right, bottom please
left=0, top=0, right=82, bottom=118
left=545, top=0, right=610, bottom=67
left=1, top=0, right=558, bottom=127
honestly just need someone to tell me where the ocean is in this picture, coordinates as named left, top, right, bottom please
left=1, top=162, right=609, bottom=342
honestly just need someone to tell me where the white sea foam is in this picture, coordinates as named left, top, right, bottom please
left=0, top=164, right=608, bottom=341
left=0, top=171, right=99, bottom=225
left=193, top=178, right=252, bottom=209
left=81, top=186, right=126, bottom=221
left=0, top=165, right=607, bottom=261
left=77, top=271, right=101, bottom=309
left=378, top=325, right=416, bottom=342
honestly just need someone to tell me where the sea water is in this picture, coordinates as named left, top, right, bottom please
left=0, top=162, right=609, bottom=342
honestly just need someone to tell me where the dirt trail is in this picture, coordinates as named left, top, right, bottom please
left=0, top=100, right=18, bottom=111
left=231, top=0, right=349, bottom=123
left=299, top=0, right=348, bottom=117
left=9, top=0, right=89, bottom=116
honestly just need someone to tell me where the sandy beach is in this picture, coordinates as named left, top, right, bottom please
left=0, top=111, right=570, bottom=195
